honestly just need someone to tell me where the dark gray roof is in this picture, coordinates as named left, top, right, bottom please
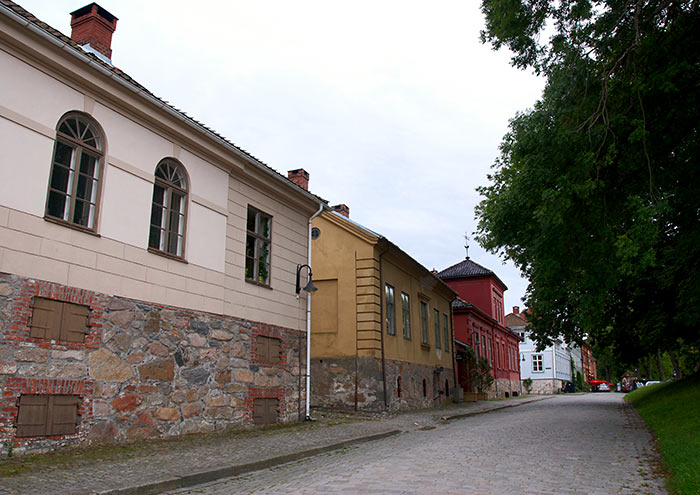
left=436, top=258, right=507, bottom=290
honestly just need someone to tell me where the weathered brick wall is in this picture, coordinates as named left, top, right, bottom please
left=311, top=356, right=454, bottom=412
left=0, top=273, right=305, bottom=455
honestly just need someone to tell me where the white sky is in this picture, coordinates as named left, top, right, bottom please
left=22, top=0, right=544, bottom=312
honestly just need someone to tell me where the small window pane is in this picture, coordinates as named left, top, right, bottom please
left=53, top=141, right=74, bottom=166
left=47, top=190, right=69, bottom=220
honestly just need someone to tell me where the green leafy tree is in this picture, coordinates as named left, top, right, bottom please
left=475, top=1, right=700, bottom=366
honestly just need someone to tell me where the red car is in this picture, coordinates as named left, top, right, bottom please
left=589, top=379, right=615, bottom=392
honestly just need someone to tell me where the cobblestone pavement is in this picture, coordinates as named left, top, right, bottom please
left=167, top=394, right=667, bottom=495
left=0, top=396, right=541, bottom=494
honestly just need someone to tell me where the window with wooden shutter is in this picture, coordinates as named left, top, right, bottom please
left=29, top=298, right=62, bottom=340
left=257, top=336, right=281, bottom=364
left=29, top=298, right=89, bottom=343
left=16, top=395, right=79, bottom=437
left=252, top=398, right=278, bottom=425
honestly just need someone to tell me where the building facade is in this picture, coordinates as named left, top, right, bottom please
left=436, top=258, right=521, bottom=399
left=309, top=208, right=456, bottom=411
left=0, top=2, right=323, bottom=455
left=507, top=307, right=593, bottom=394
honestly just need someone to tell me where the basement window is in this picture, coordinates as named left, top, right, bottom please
left=16, top=395, right=80, bottom=437
left=253, top=398, right=278, bottom=425
left=256, top=336, right=281, bottom=364
left=30, top=297, right=90, bottom=343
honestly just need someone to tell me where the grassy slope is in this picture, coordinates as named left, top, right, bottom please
left=626, top=375, right=700, bottom=495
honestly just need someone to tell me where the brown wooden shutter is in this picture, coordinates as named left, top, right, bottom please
left=48, top=395, right=79, bottom=435
left=16, top=395, right=49, bottom=437
left=257, top=337, right=269, bottom=363
left=268, top=338, right=281, bottom=364
left=253, top=398, right=278, bottom=425
left=29, top=298, right=62, bottom=340
left=60, top=302, right=90, bottom=343
left=258, top=336, right=281, bottom=364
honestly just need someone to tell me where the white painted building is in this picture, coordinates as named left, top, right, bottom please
left=506, top=308, right=582, bottom=394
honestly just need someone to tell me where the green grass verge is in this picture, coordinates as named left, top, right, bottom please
left=626, top=374, right=700, bottom=495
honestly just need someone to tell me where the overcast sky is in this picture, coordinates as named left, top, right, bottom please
left=23, top=0, right=544, bottom=311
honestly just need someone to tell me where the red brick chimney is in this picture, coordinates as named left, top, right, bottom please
left=70, top=3, right=118, bottom=60
left=332, top=204, right=349, bottom=218
left=513, top=306, right=520, bottom=315
left=287, top=169, right=309, bottom=191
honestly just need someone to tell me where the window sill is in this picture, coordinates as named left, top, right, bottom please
left=421, top=343, right=431, bottom=350
left=44, top=216, right=100, bottom=237
left=148, top=247, right=187, bottom=263
left=245, top=278, right=272, bottom=290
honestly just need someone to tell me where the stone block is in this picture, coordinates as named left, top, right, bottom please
left=155, top=407, right=180, bottom=421
left=110, top=310, right=134, bottom=328
left=0, top=361, right=17, bottom=374
left=88, top=420, right=118, bottom=442
left=15, top=348, right=49, bottom=362
left=89, top=349, right=134, bottom=382
left=111, top=393, right=143, bottom=412
left=50, top=350, right=85, bottom=361
left=181, top=367, right=210, bottom=386
left=233, top=369, right=254, bottom=383
left=138, top=358, right=175, bottom=381
left=149, top=342, right=169, bottom=357
left=211, top=330, right=233, bottom=341
left=181, top=401, right=202, bottom=418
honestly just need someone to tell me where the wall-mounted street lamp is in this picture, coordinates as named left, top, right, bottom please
left=295, top=264, right=318, bottom=295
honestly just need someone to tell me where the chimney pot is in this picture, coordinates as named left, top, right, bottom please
left=513, top=306, right=520, bottom=315
left=332, top=204, right=350, bottom=218
left=287, top=169, right=309, bottom=191
left=70, top=3, right=118, bottom=61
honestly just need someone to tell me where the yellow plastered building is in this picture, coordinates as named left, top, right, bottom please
left=310, top=209, right=457, bottom=411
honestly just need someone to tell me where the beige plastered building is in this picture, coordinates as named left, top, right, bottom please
left=0, top=1, right=324, bottom=454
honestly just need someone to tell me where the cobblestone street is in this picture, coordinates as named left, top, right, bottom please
left=168, top=394, right=666, bottom=495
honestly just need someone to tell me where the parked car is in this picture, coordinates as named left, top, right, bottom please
left=644, top=380, right=661, bottom=386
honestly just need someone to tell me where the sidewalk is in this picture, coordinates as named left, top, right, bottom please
left=0, top=396, right=548, bottom=495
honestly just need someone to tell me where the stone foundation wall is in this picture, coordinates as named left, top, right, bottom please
left=525, top=378, right=563, bottom=395
left=0, top=273, right=305, bottom=455
left=311, top=355, right=454, bottom=412
left=489, top=378, right=522, bottom=398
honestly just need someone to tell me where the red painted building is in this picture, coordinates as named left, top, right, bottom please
left=437, top=258, right=522, bottom=398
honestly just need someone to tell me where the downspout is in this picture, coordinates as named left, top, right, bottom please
left=450, top=297, right=457, bottom=395
left=305, top=203, right=324, bottom=420
left=378, top=248, right=388, bottom=409
left=552, top=342, right=557, bottom=393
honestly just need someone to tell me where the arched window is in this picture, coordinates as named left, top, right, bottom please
left=46, top=113, right=104, bottom=231
left=149, top=159, right=188, bottom=258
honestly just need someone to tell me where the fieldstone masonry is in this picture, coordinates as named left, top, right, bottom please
left=311, top=356, right=454, bottom=412
left=0, top=273, right=305, bottom=455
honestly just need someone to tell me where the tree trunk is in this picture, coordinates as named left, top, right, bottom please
left=656, top=349, right=666, bottom=381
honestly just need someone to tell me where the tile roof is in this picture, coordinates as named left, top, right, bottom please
left=436, top=258, right=507, bottom=289
left=0, top=0, right=325, bottom=204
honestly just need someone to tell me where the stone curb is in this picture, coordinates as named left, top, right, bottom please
left=93, top=429, right=401, bottom=495
left=442, top=396, right=551, bottom=421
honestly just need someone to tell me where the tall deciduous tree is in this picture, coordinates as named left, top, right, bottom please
left=475, top=0, right=700, bottom=365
